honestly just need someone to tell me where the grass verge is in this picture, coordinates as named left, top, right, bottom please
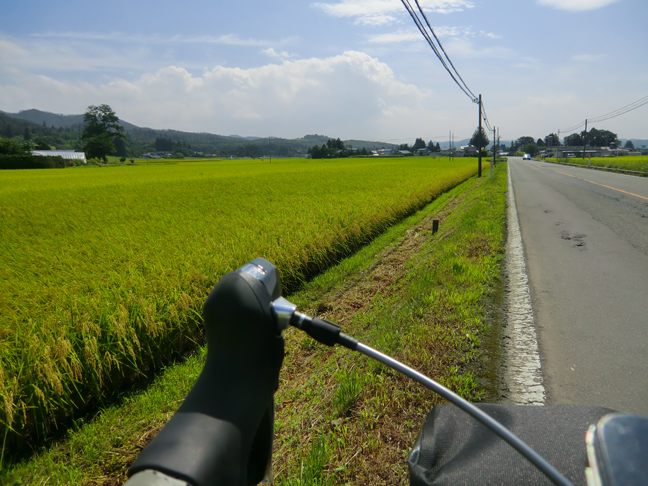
left=1, top=163, right=507, bottom=485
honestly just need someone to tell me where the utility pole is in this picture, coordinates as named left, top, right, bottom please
left=449, top=130, right=451, bottom=161
left=582, top=119, right=588, bottom=160
left=478, top=94, right=482, bottom=177
left=491, top=126, right=496, bottom=179
left=497, top=127, right=500, bottom=163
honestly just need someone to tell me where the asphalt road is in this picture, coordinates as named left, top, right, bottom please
left=508, top=157, right=648, bottom=415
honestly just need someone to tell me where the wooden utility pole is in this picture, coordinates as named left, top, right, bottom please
left=478, top=94, right=482, bottom=177
left=582, top=119, right=588, bottom=160
left=491, top=126, right=496, bottom=179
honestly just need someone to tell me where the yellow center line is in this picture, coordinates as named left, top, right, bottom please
left=554, top=170, right=578, bottom=178
left=583, top=179, right=648, bottom=201
left=540, top=166, right=648, bottom=201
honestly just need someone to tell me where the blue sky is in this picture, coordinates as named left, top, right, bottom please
left=1, top=0, right=646, bottom=144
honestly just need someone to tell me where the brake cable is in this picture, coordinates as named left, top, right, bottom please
left=272, top=297, right=574, bottom=486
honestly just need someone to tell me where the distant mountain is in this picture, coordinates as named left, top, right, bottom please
left=228, top=135, right=262, bottom=141
left=302, top=134, right=332, bottom=145
left=621, top=139, right=648, bottom=148
left=3, top=108, right=142, bottom=130
left=3, top=109, right=84, bottom=129
left=0, top=108, right=410, bottom=156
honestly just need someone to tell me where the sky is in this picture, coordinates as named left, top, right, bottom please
left=1, top=0, right=646, bottom=144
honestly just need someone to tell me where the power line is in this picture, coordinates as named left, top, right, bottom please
left=589, top=95, right=648, bottom=123
left=399, top=0, right=478, bottom=103
left=559, top=120, right=587, bottom=134
left=481, top=100, right=493, bottom=132
left=559, top=95, right=648, bottom=133
left=413, top=0, right=477, bottom=101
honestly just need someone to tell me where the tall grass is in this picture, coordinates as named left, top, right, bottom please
left=0, top=157, right=482, bottom=457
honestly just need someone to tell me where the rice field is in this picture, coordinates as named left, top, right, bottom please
left=547, top=155, right=648, bottom=173
left=0, top=157, right=481, bottom=456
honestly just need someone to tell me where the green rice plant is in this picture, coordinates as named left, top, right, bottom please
left=0, top=157, right=480, bottom=457
left=0, top=163, right=506, bottom=484
left=548, top=155, right=648, bottom=173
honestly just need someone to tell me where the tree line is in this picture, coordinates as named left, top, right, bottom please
left=307, top=138, right=369, bottom=158
left=505, top=128, right=634, bottom=156
left=2, top=106, right=334, bottom=159
left=0, top=135, right=66, bottom=169
left=397, top=138, right=442, bottom=153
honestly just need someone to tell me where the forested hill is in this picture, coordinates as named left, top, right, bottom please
left=0, top=109, right=397, bottom=158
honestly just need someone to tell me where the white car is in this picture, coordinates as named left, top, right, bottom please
left=522, top=154, right=531, bottom=160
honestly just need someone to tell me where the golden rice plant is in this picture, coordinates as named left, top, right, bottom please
left=0, top=157, right=481, bottom=458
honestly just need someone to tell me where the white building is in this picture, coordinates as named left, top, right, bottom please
left=32, top=150, right=87, bottom=164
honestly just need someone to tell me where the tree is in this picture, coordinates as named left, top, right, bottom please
left=412, top=138, right=426, bottom=151
left=81, top=104, right=125, bottom=161
left=34, top=139, right=51, bottom=150
left=113, top=136, right=128, bottom=157
left=23, top=127, right=31, bottom=141
left=564, top=133, right=583, bottom=146
left=544, top=133, right=561, bottom=146
left=582, top=128, right=618, bottom=147
left=624, top=140, right=635, bottom=149
left=524, top=143, right=539, bottom=156
left=536, top=138, right=545, bottom=147
left=155, top=137, right=174, bottom=152
left=470, top=127, right=490, bottom=152
left=0, top=136, right=30, bottom=155
left=514, top=136, right=535, bottom=149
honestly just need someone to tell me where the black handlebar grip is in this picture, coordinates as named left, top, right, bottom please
left=128, top=259, right=285, bottom=486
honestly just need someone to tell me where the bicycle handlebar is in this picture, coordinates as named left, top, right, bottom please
left=127, top=258, right=284, bottom=486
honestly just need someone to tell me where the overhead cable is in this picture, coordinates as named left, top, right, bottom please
left=413, top=0, right=477, bottom=101
left=399, top=0, right=478, bottom=103
left=560, top=95, right=648, bottom=133
left=588, top=95, right=648, bottom=123
left=482, top=104, right=493, bottom=132
left=559, top=120, right=587, bottom=134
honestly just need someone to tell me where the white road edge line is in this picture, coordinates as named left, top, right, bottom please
left=504, top=162, right=546, bottom=405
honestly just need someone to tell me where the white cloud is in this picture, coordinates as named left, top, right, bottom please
left=312, top=0, right=474, bottom=25
left=480, top=31, right=501, bottom=40
left=31, top=31, right=294, bottom=48
left=444, top=38, right=515, bottom=59
left=368, top=29, right=422, bottom=43
left=572, top=54, right=606, bottom=62
left=262, top=48, right=298, bottom=60
left=537, top=0, right=622, bottom=11
left=368, top=26, right=498, bottom=44
left=0, top=51, right=430, bottom=139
